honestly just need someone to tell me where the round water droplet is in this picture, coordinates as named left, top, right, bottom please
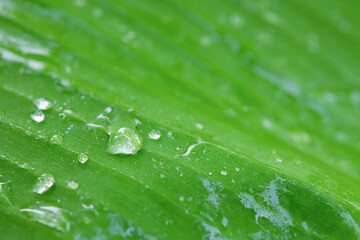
left=106, top=127, right=142, bottom=155
left=220, top=170, right=227, bottom=176
left=33, top=173, right=55, bottom=194
left=31, top=110, right=45, bottom=123
left=34, top=98, right=52, bottom=110
left=148, top=129, right=161, bottom=140
left=21, top=204, right=70, bottom=232
left=160, top=173, right=165, bottom=179
left=67, top=181, right=78, bottom=190
left=179, top=196, right=184, bottom=201
left=235, top=167, right=240, bottom=172
left=78, top=153, right=88, bottom=164
left=49, top=135, right=63, bottom=146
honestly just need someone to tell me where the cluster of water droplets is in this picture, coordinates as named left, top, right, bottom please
left=30, top=97, right=52, bottom=123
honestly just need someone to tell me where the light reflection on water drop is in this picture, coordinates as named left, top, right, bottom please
left=106, top=127, right=142, bottom=155
left=31, top=110, right=45, bottom=123
left=78, top=153, right=88, bottom=164
left=34, top=97, right=52, bottom=110
left=32, top=173, right=55, bottom=194
left=148, top=129, right=161, bottom=140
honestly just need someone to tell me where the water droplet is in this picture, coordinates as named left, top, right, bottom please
left=160, top=173, right=165, bottom=179
left=31, top=110, right=45, bottom=123
left=78, top=153, right=88, bottom=164
left=196, top=123, right=204, bottom=130
left=222, top=216, right=228, bottom=227
left=34, top=98, right=52, bottom=110
left=21, top=204, right=70, bottom=232
left=220, top=170, right=227, bottom=176
left=179, top=196, right=184, bottom=201
left=105, top=107, right=112, bottom=113
left=134, top=119, right=142, bottom=125
left=49, top=135, right=63, bottom=146
left=33, top=174, right=55, bottom=194
left=106, top=127, right=142, bottom=155
left=67, top=181, right=78, bottom=190
left=235, top=167, right=240, bottom=172
left=208, top=172, right=213, bottom=176
left=148, top=129, right=161, bottom=140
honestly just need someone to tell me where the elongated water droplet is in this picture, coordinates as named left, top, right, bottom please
left=220, top=170, right=227, bottom=176
left=78, top=153, right=88, bottom=164
left=31, top=110, right=45, bottom=123
left=149, top=129, right=161, bottom=140
left=107, top=127, right=142, bottom=155
left=34, top=98, right=52, bottom=110
left=49, top=135, right=63, bottom=146
left=33, top=174, right=55, bottom=194
left=67, top=181, right=78, bottom=190
left=21, top=204, right=70, bottom=232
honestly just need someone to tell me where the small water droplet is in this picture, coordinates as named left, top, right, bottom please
left=78, top=153, right=88, bottom=164
left=21, top=204, right=70, bottom=232
left=235, top=167, right=240, bottom=172
left=49, top=135, right=63, bottom=146
left=222, top=216, right=228, bottom=227
left=134, top=119, right=142, bottom=125
left=67, top=181, right=78, bottom=190
left=106, top=127, right=142, bottom=155
left=196, top=123, right=203, bottom=130
left=220, top=170, right=227, bottom=176
left=160, top=173, right=165, bottom=179
left=149, top=129, right=161, bottom=140
left=105, top=107, right=112, bottom=113
left=179, top=196, right=184, bottom=201
left=33, top=174, right=55, bottom=194
left=208, top=172, right=213, bottom=175
left=31, top=110, right=45, bottom=123
left=34, top=98, right=52, bottom=110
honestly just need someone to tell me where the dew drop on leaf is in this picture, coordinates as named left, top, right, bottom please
left=32, top=173, right=55, bottom=194
left=67, top=181, right=78, bottom=190
left=220, top=170, right=227, bottom=176
left=49, top=135, right=63, bottom=146
left=21, top=204, right=70, bottom=232
left=30, top=110, right=45, bottom=123
left=78, top=153, right=88, bottom=164
left=34, top=97, right=52, bottom=110
left=106, top=127, right=142, bottom=155
left=148, top=129, right=161, bottom=140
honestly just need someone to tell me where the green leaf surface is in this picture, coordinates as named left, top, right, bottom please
left=0, top=0, right=359, bottom=239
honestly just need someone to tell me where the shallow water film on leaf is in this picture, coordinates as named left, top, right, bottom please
left=0, top=0, right=359, bottom=239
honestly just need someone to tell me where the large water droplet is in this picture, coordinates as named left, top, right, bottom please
left=78, top=153, right=88, bottom=164
left=34, top=98, right=52, bottom=110
left=148, top=129, right=161, bottom=140
left=31, top=110, right=45, bottom=123
left=33, top=173, right=55, bottom=194
left=106, top=127, right=142, bottom=155
left=21, top=204, right=70, bottom=232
